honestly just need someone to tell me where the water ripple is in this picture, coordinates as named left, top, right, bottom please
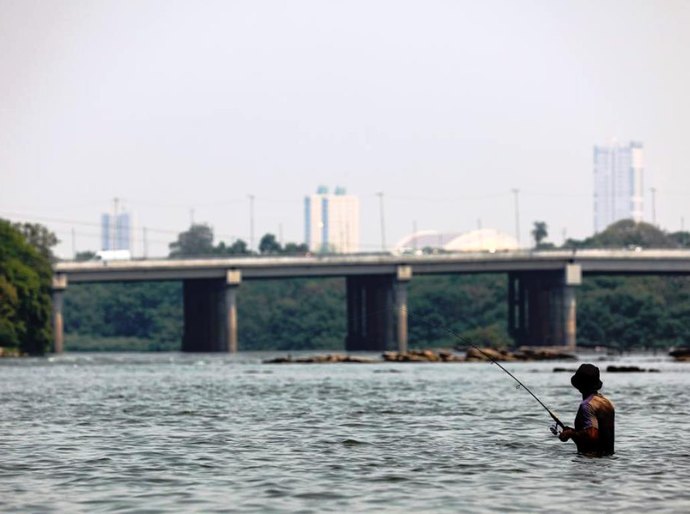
left=0, top=352, right=688, bottom=512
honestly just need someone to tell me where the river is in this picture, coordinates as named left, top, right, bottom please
left=1, top=351, right=689, bottom=513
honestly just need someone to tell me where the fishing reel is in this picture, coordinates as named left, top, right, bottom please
left=550, top=423, right=562, bottom=436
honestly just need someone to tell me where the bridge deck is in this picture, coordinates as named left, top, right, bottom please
left=54, top=249, right=690, bottom=283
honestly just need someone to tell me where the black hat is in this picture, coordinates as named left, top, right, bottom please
left=571, top=363, right=603, bottom=391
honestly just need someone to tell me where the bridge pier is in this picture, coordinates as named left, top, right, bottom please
left=345, top=274, right=393, bottom=352
left=508, top=264, right=580, bottom=348
left=345, top=266, right=411, bottom=352
left=51, top=274, right=67, bottom=354
left=224, top=271, right=240, bottom=353
left=182, top=270, right=241, bottom=352
left=395, top=266, right=412, bottom=354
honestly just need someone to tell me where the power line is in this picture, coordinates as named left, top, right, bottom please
left=0, top=210, right=243, bottom=241
left=385, top=192, right=511, bottom=202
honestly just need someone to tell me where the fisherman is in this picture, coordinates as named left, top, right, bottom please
left=559, top=363, right=615, bottom=456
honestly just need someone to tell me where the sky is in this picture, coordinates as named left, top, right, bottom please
left=2, top=0, right=690, bottom=258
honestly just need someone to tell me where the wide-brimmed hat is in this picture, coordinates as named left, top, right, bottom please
left=571, top=363, right=603, bottom=391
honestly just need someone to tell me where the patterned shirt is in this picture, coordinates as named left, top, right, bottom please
left=574, top=392, right=615, bottom=456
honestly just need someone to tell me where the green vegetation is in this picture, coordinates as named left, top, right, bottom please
left=0, top=220, right=54, bottom=355
left=577, top=275, right=690, bottom=350
left=9, top=216, right=690, bottom=354
left=63, top=278, right=347, bottom=351
left=64, top=282, right=182, bottom=350
left=553, top=219, right=690, bottom=349
left=239, top=279, right=345, bottom=350
left=565, top=219, right=690, bottom=250
left=531, top=221, right=550, bottom=249
left=64, top=225, right=316, bottom=351
left=62, top=273, right=508, bottom=352
left=65, top=334, right=178, bottom=352
left=408, top=274, right=508, bottom=347
left=168, top=224, right=308, bottom=257
left=60, top=218, right=690, bottom=352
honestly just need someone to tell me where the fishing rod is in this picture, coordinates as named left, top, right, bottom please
left=339, top=302, right=566, bottom=435
left=444, top=328, right=566, bottom=435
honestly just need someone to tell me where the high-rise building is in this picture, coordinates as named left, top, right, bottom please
left=101, top=205, right=133, bottom=252
left=304, top=186, right=359, bottom=253
left=593, top=140, right=644, bottom=233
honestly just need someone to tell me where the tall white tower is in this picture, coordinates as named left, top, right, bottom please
left=304, top=186, right=360, bottom=253
left=593, top=140, right=644, bottom=233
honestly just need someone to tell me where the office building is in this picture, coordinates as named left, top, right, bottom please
left=101, top=211, right=132, bottom=251
left=304, top=186, right=359, bottom=253
left=593, top=140, right=644, bottom=232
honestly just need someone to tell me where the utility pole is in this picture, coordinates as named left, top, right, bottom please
left=143, top=227, right=148, bottom=259
left=650, top=187, right=657, bottom=226
left=248, top=194, right=255, bottom=252
left=376, top=192, right=386, bottom=252
left=477, top=218, right=483, bottom=249
left=71, top=228, right=76, bottom=259
left=511, top=188, right=520, bottom=247
left=111, top=197, right=119, bottom=250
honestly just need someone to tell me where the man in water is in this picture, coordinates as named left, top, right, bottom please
left=558, top=363, right=615, bottom=456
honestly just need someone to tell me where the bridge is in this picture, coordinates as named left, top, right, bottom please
left=51, top=249, right=690, bottom=353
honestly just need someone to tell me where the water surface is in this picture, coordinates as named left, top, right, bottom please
left=1, top=352, right=688, bottom=513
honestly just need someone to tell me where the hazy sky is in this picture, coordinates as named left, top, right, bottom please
left=2, top=0, right=689, bottom=258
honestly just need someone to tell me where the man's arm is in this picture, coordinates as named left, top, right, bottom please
left=559, top=426, right=598, bottom=445
left=560, top=402, right=599, bottom=447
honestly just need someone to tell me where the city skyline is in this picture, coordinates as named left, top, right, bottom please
left=1, top=156, right=682, bottom=258
left=2, top=1, right=690, bottom=258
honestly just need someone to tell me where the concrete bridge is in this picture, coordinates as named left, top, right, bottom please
left=51, top=249, right=690, bottom=353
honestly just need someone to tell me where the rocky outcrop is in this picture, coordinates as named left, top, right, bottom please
left=465, top=346, right=577, bottom=362
left=263, top=354, right=378, bottom=364
left=0, top=347, right=22, bottom=358
left=263, top=347, right=576, bottom=364
left=606, top=365, right=660, bottom=373
left=555, top=365, right=660, bottom=373
left=669, top=347, right=690, bottom=362
left=464, top=347, right=516, bottom=362
left=382, top=350, right=465, bottom=362
left=513, top=347, right=578, bottom=361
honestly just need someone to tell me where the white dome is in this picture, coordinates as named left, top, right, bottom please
left=393, top=231, right=461, bottom=253
left=393, top=228, right=518, bottom=254
left=444, top=229, right=518, bottom=252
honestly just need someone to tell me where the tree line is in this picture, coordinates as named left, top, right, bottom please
left=0, top=220, right=56, bottom=355
left=64, top=219, right=690, bottom=352
left=168, top=223, right=309, bottom=258
left=4, top=217, right=690, bottom=354
left=62, top=223, right=509, bottom=351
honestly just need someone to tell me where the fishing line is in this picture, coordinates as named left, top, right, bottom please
left=345, top=301, right=566, bottom=435
left=440, top=325, right=566, bottom=434
left=268, top=281, right=567, bottom=435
